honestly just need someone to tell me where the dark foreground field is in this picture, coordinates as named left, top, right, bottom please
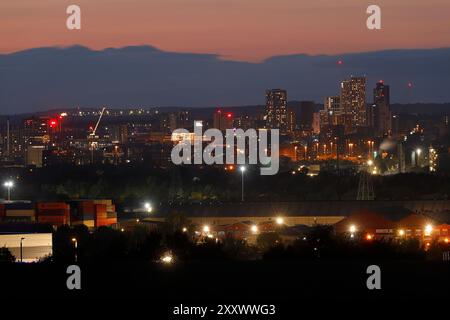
left=1, top=260, right=449, bottom=305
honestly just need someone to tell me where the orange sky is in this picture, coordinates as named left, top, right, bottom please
left=1, top=0, right=449, bottom=61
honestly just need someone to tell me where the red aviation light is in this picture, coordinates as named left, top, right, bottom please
left=49, top=119, right=58, bottom=128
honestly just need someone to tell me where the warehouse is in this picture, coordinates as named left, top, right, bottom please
left=0, top=232, right=52, bottom=262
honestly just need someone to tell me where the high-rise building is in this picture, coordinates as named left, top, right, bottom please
left=373, top=81, right=391, bottom=136
left=312, top=112, right=320, bottom=134
left=298, top=101, right=315, bottom=131
left=168, top=111, right=190, bottom=132
left=111, top=124, right=129, bottom=144
left=340, top=76, right=366, bottom=133
left=265, top=89, right=287, bottom=133
left=213, top=110, right=234, bottom=131
left=286, top=107, right=296, bottom=134
left=323, top=96, right=344, bottom=127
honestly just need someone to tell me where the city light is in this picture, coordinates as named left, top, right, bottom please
left=276, top=217, right=284, bottom=225
left=144, top=202, right=153, bottom=213
left=203, top=225, right=210, bottom=233
left=3, top=181, right=14, bottom=188
left=398, top=229, right=405, bottom=237
left=367, top=160, right=373, bottom=166
left=3, top=180, right=14, bottom=201
left=349, top=225, right=357, bottom=233
left=251, top=225, right=258, bottom=234
left=161, top=254, right=173, bottom=264
left=424, top=224, right=433, bottom=236
left=366, top=234, right=373, bottom=241
left=240, top=166, right=246, bottom=202
left=182, top=227, right=188, bottom=233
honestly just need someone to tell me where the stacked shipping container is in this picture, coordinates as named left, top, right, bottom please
left=0, top=200, right=117, bottom=229
left=0, top=202, right=35, bottom=223
left=36, top=202, right=70, bottom=227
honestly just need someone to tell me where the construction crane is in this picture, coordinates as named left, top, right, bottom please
left=89, top=107, right=106, bottom=138
left=88, top=107, right=106, bottom=164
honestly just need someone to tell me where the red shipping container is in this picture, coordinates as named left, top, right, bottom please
left=95, top=204, right=108, bottom=219
left=106, top=217, right=118, bottom=225
left=38, top=215, right=68, bottom=226
left=37, top=202, right=69, bottom=210
left=80, top=201, right=95, bottom=215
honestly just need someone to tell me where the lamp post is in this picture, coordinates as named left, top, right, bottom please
left=72, top=238, right=78, bottom=262
left=3, top=180, right=14, bottom=201
left=20, top=237, right=25, bottom=262
left=240, top=166, right=246, bottom=202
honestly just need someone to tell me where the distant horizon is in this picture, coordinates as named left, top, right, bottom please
left=2, top=43, right=450, bottom=63
left=2, top=102, right=450, bottom=118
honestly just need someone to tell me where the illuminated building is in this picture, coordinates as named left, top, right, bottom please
left=26, top=145, right=45, bottom=168
left=372, top=81, right=391, bottom=136
left=286, top=107, right=296, bottom=134
left=340, top=76, right=366, bottom=133
left=323, top=96, right=344, bottom=127
left=265, top=89, right=287, bottom=133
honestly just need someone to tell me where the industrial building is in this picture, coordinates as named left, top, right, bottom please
left=143, top=200, right=450, bottom=244
left=0, top=232, right=52, bottom=262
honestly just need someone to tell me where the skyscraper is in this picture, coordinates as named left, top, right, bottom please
left=298, top=101, right=315, bottom=131
left=323, top=96, right=343, bottom=126
left=213, top=110, right=234, bottom=131
left=265, top=89, right=287, bottom=133
left=340, top=76, right=366, bottom=133
left=373, top=81, right=391, bottom=136
left=286, top=107, right=296, bottom=134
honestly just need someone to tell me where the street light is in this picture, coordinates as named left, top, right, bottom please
left=203, top=225, right=210, bottom=233
left=424, top=224, right=433, bottom=236
left=240, top=166, right=246, bottom=202
left=3, top=180, right=14, bottom=201
left=276, top=217, right=284, bottom=225
left=251, top=225, right=258, bottom=234
left=72, top=238, right=78, bottom=262
left=20, top=237, right=25, bottom=262
left=349, top=224, right=357, bottom=237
